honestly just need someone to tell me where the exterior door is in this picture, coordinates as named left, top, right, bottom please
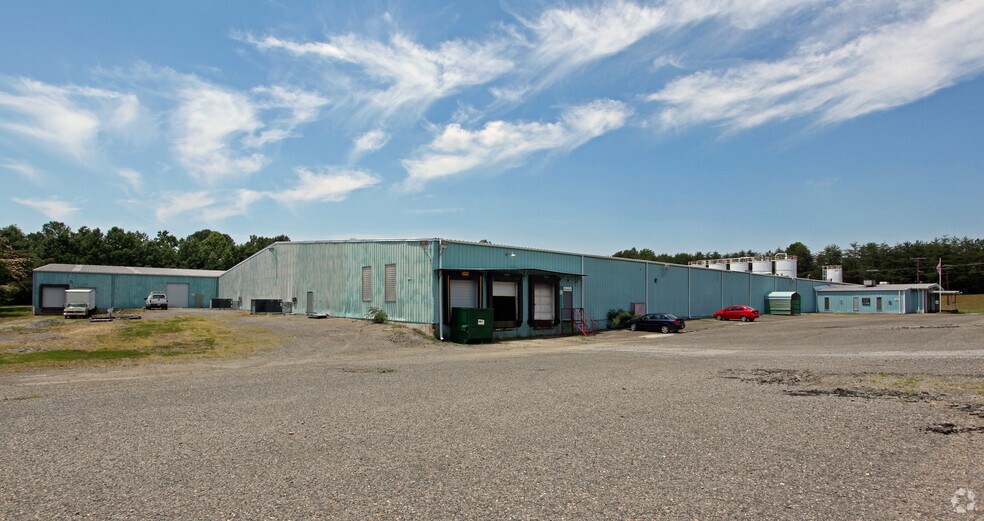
left=41, top=286, right=67, bottom=309
left=166, top=283, right=190, bottom=308
left=306, top=291, right=314, bottom=314
left=823, top=297, right=830, bottom=311
left=449, top=279, right=478, bottom=310
left=853, top=297, right=859, bottom=313
left=561, top=289, right=573, bottom=321
left=876, top=297, right=883, bottom=312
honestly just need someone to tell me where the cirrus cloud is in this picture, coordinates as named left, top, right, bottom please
left=402, top=99, right=631, bottom=191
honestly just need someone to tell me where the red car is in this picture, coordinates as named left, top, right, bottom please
left=713, top=305, right=760, bottom=322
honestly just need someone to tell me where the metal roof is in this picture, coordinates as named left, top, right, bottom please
left=34, top=263, right=225, bottom=278
left=767, top=291, right=799, bottom=298
left=816, top=283, right=942, bottom=292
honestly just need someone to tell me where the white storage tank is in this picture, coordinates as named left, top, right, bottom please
left=822, top=265, right=843, bottom=283
left=729, top=257, right=752, bottom=272
left=707, top=260, right=727, bottom=270
left=752, top=258, right=773, bottom=274
left=774, top=253, right=797, bottom=277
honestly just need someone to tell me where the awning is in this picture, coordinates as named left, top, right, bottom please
left=437, top=267, right=587, bottom=277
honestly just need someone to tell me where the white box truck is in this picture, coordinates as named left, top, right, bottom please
left=63, top=289, right=96, bottom=318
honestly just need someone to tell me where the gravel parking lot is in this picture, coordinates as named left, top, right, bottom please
left=1, top=311, right=982, bottom=519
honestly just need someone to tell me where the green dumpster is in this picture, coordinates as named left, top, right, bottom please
left=450, top=307, right=494, bottom=343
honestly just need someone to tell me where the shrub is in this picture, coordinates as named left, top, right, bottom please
left=606, top=308, right=637, bottom=328
left=366, top=307, right=388, bottom=324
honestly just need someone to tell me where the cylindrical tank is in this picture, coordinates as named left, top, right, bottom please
left=707, top=261, right=727, bottom=270
left=774, top=256, right=798, bottom=277
left=729, top=258, right=752, bottom=272
left=752, top=259, right=773, bottom=274
left=822, top=265, right=843, bottom=283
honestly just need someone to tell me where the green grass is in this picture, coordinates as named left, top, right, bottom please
left=0, top=305, right=33, bottom=321
left=117, top=317, right=189, bottom=339
left=0, top=349, right=147, bottom=365
left=956, top=294, right=984, bottom=314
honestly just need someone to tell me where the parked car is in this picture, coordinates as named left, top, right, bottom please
left=713, top=305, right=759, bottom=322
left=624, top=313, right=685, bottom=333
left=145, top=292, right=168, bottom=310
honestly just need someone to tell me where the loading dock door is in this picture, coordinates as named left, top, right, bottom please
left=166, top=283, right=190, bottom=308
left=41, top=286, right=67, bottom=309
left=449, top=279, right=478, bottom=310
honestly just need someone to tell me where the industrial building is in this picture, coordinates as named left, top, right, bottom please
left=33, top=264, right=222, bottom=314
left=33, top=239, right=844, bottom=338
left=815, top=283, right=946, bottom=314
left=218, top=239, right=833, bottom=339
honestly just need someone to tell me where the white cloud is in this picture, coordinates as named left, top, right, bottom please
left=116, top=168, right=142, bottom=192
left=154, top=191, right=216, bottom=222
left=519, top=0, right=812, bottom=89
left=351, top=129, right=390, bottom=159
left=0, top=78, right=139, bottom=161
left=402, top=99, right=631, bottom=191
left=245, top=85, right=329, bottom=147
left=806, top=177, right=840, bottom=189
left=269, top=167, right=380, bottom=204
left=246, top=33, right=512, bottom=117
left=1, top=159, right=44, bottom=182
left=12, top=197, right=79, bottom=221
left=202, top=189, right=264, bottom=221
left=171, top=85, right=267, bottom=182
left=647, top=0, right=984, bottom=131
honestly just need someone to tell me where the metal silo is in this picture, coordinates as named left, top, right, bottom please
left=752, top=258, right=773, bottom=274
left=822, top=265, right=843, bottom=283
left=729, top=257, right=752, bottom=272
left=774, top=253, right=798, bottom=277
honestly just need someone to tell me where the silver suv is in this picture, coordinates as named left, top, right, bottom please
left=145, top=292, right=168, bottom=310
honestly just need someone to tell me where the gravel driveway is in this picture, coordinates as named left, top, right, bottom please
left=1, top=311, right=982, bottom=519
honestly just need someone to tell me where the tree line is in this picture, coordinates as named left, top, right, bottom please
left=0, top=222, right=288, bottom=304
left=613, top=237, right=984, bottom=293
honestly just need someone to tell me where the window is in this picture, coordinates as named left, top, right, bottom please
left=861, top=297, right=871, bottom=306
left=823, top=297, right=830, bottom=311
left=385, top=264, right=397, bottom=302
left=362, top=266, right=372, bottom=301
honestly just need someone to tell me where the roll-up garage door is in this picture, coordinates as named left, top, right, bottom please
left=41, top=286, right=67, bottom=309
left=449, top=279, right=478, bottom=310
left=533, top=283, right=555, bottom=320
left=166, top=283, right=190, bottom=308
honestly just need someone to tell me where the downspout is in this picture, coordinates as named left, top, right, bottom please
left=645, top=263, right=649, bottom=313
left=438, top=239, right=444, bottom=341
left=580, top=255, right=585, bottom=309
left=687, top=266, right=692, bottom=318
left=899, top=290, right=903, bottom=314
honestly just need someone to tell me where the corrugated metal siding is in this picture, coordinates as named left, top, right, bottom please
left=442, top=242, right=583, bottom=273
left=33, top=271, right=217, bottom=312
left=817, top=288, right=910, bottom=314
left=650, top=264, right=690, bottom=318
left=583, top=257, right=645, bottom=324
left=218, top=241, right=434, bottom=323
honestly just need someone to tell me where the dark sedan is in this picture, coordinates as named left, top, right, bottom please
left=624, top=313, right=685, bottom=333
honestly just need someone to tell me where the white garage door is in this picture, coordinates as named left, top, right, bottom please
left=41, top=286, right=66, bottom=308
left=533, top=283, right=555, bottom=320
left=166, top=283, right=190, bottom=308
left=449, top=279, right=478, bottom=310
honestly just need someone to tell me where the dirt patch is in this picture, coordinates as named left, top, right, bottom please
left=724, top=368, right=984, bottom=435
left=340, top=367, right=397, bottom=374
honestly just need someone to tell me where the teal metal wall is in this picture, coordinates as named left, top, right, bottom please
left=218, top=240, right=435, bottom=323
left=817, top=289, right=925, bottom=314
left=33, top=271, right=217, bottom=313
left=218, top=239, right=834, bottom=337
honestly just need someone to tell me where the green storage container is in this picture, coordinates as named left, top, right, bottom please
left=450, top=307, right=494, bottom=343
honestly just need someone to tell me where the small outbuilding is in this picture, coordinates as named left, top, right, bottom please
left=765, top=291, right=801, bottom=315
left=33, top=264, right=223, bottom=314
left=815, top=283, right=943, bottom=314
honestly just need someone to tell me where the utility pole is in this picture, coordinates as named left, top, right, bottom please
left=910, top=257, right=925, bottom=283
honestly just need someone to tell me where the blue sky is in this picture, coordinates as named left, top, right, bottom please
left=2, top=0, right=983, bottom=256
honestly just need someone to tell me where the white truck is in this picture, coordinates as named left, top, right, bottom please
left=63, top=289, right=96, bottom=318
left=145, top=292, right=168, bottom=310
